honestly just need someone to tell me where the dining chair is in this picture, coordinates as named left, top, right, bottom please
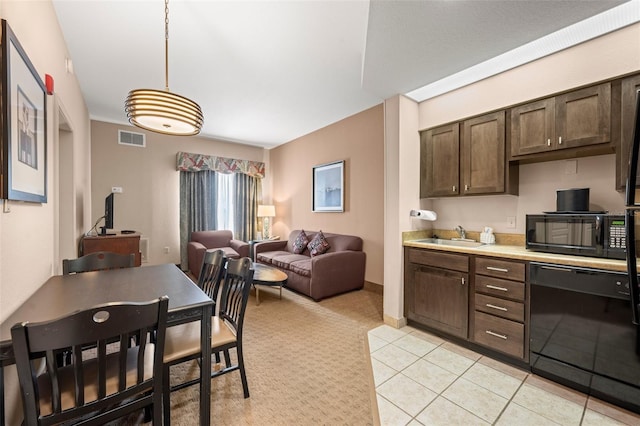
left=63, top=251, right=136, bottom=274
left=197, top=249, right=227, bottom=310
left=163, top=257, right=253, bottom=423
left=11, top=296, right=169, bottom=426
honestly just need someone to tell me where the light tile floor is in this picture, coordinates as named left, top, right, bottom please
left=368, top=325, right=640, bottom=426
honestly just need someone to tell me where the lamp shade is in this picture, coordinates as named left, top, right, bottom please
left=257, top=205, right=276, bottom=218
left=125, top=88, right=203, bottom=136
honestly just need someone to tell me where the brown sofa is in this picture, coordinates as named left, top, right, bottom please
left=254, top=230, right=366, bottom=301
left=187, top=230, right=249, bottom=279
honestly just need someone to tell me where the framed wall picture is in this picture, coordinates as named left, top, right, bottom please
left=1, top=19, right=47, bottom=203
left=313, top=160, right=344, bottom=212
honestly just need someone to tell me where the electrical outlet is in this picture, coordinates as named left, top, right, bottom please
left=111, top=186, right=123, bottom=193
left=163, top=246, right=170, bottom=254
left=506, top=216, right=516, bottom=229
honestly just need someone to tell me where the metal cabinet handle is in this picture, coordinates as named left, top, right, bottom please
left=540, top=265, right=570, bottom=272
left=461, top=277, right=466, bottom=286
left=453, top=185, right=456, bottom=192
left=486, top=284, right=508, bottom=292
left=486, top=266, right=509, bottom=273
left=485, top=330, right=507, bottom=340
left=547, top=138, right=551, bottom=146
left=558, top=136, right=562, bottom=145
left=465, top=184, right=469, bottom=191
left=486, top=303, right=508, bottom=312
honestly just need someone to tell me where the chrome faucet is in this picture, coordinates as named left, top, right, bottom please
left=455, top=225, right=466, bottom=239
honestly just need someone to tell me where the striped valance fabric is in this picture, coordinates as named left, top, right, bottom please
left=176, top=151, right=265, bottom=178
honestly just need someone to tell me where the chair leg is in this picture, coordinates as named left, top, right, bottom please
left=223, top=349, right=231, bottom=368
left=163, top=364, right=171, bottom=426
left=237, top=345, right=250, bottom=398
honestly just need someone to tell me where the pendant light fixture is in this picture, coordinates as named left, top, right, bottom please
left=125, top=0, right=203, bottom=136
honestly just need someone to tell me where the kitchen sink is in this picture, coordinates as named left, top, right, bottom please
left=411, top=238, right=485, bottom=248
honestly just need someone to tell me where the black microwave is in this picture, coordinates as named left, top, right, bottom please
left=525, top=214, right=626, bottom=260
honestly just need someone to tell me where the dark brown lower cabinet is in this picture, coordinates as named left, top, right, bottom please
left=405, top=248, right=469, bottom=339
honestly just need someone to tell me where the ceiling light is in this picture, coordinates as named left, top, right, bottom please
left=125, top=0, right=203, bottom=136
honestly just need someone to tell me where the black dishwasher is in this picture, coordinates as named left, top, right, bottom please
left=530, top=262, right=640, bottom=414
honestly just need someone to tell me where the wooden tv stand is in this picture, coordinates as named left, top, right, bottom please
left=81, top=233, right=142, bottom=266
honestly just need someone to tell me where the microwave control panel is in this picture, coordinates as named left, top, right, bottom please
left=608, top=218, right=626, bottom=250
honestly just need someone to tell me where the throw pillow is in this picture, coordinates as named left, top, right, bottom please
left=307, top=230, right=330, bottom=257
left=293, top=230, right=309, bottom=254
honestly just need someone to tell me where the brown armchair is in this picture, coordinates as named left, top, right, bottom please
left=187, top=230, right=249, bottom=279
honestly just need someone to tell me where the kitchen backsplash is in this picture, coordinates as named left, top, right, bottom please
left=418, top=154, right=624, bottom=235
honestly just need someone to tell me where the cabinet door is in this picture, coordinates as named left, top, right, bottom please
left=408, top=264, right=468, bottom=338
left=617, top=75, right=640, bottom=190
left=555, top=82, right=611, bottom=150
left=462, top=111, right=505, bottom=194
left=510, top=98, right=555, bottom=157
left=421, top=123, right=459, bottom=198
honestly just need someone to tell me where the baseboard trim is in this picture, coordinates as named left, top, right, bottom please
left=363, top=281, right=383, bottom=295
left=383, top=314, right=407, bottom=329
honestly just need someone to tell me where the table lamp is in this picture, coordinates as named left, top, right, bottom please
left=257, top=204, right=276, bottom=239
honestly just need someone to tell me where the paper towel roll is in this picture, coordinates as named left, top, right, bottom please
left=410, top=209, right=437, bottom=221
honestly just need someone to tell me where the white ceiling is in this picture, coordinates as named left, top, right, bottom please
left=51, top=0, right=633, bottom=148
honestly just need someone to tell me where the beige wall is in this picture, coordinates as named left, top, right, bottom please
left=90, top=121, right=266, bottom=265
left=268, top=104, right=384, bottom=285
left=0, top=1, right=92, bottom=422
left=385, top=23, right=640, bottom=323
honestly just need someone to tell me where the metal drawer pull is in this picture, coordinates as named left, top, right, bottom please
left=486, top=266, right=509, bottom=273
left=486, top=303, right=507, bottom=311
left=547, top=138, right=551, bottom=146
left=461, top=277, right=466, bottom=285
left=486, top=284, right=508, bottom=292
left=486, top=330, right=507, bottom=340
left=558, top=136, right=562, bottom=145
left=540, top=265, right=570, bottom=272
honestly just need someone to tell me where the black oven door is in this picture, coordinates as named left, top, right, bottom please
left=526, top=214, right=603, bottom=257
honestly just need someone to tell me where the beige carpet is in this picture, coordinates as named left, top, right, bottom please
left=167, top=286, right=384, bottom=425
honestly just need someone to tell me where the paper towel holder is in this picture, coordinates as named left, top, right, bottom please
left=410, top=209, right=437, bottom=221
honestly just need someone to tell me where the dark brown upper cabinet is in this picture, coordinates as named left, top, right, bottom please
left=421, top=111, right=517, bottom=198
left=616, top=74, right=640, bottom=191
left=462, top=111, right=506, bottom=195
left=511, top=83, right=611, bottom=158
left=420, top=123, right=459, bottom=198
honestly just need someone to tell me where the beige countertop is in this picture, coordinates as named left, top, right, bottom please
left=403, top=239, right=628, bottom=273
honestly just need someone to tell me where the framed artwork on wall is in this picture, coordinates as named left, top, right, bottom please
left=313, top=160, right=344, bottom=212
left=1, top=19, right=47, bottom=203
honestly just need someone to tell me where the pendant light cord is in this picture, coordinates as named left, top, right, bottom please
left=164, top=0, right=170, bottom=91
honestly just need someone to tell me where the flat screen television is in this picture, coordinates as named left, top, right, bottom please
left=101, top=193, right=114, bottom=235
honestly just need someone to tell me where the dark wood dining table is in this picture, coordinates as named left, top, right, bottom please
left=0, top=263, right=213, bottom=426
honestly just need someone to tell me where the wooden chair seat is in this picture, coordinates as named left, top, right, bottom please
left=164, top=317, right=236, bottom=364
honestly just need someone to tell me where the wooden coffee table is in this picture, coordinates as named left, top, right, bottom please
left=252, top=263, right=288, bottom=305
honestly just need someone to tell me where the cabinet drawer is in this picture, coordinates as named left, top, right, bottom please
left=474, top=311, right=524, bottom=359
left=408, top=249, right=468, bottom=272
left=475, top=293, right=524, bottom=322
left=475, top=257, right=525, bottom=281
left=475, top=276, right=525, bottom=301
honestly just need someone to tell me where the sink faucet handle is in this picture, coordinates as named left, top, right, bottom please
left=455, top=225, right=466, bottom=239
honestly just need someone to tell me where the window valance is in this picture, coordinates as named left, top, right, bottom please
left=176, top=151, right=265, bottom=178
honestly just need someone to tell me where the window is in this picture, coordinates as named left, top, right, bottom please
left=216, top=173, right=235, bottom=231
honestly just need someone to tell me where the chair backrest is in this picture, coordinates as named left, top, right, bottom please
left=190, top=230, right=233, bottom=249
left=63, top=251, right=136, bottom=275
left=11, top=296, right=169, bottom=425
left=219, top=257, right=253, bottom=337
left=198, top=249, right=226, bottom=310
